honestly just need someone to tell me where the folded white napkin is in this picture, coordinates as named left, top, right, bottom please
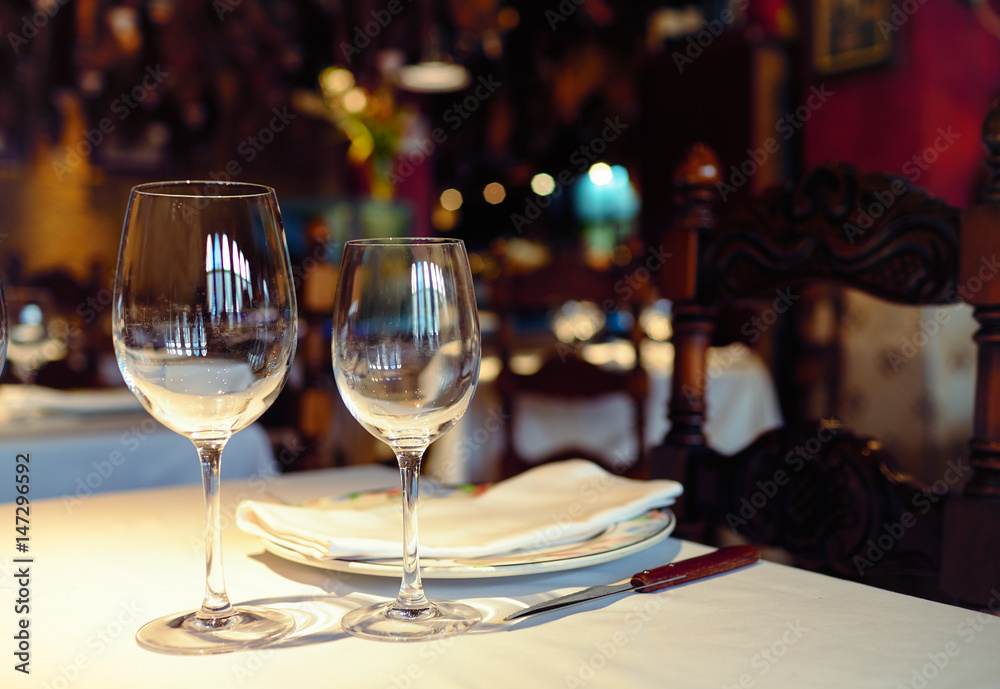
left=237, top=460, right=683, bottom=560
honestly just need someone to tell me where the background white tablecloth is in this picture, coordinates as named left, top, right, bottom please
left=429, top=342, right=783, bottom=482
left=3, top=466, right=997, bottom=688
left=0, top=386, right=277, bottom=503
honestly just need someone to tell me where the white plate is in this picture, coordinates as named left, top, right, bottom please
left=260, top=507, right=675, bottom=578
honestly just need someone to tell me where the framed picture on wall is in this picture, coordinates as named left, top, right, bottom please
left=812, top=0, right=893, bottom=75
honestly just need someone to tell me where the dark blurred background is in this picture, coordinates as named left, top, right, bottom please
left=0, top=0, right=998, bottom=477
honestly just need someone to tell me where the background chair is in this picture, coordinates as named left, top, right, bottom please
left=652, top=102, right=1000, bottom=608
left=489, top=247, right=651, bottom=479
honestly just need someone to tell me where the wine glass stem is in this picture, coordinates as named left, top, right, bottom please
left=196, top=439, right=235, bottom=621
left=395, top=449, right=430, bottom=613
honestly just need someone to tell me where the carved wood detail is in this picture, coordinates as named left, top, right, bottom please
left=700, top=163, right=961, bottom=306
left=690, top=423, right=944, bottom=598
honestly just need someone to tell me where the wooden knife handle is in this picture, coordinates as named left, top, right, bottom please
left=630, top=545, right=760, bottom=593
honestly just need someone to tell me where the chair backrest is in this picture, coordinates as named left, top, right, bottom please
left=489, top=249, right=650, bottom=479
left=652, top=102, right=1000, bottom=608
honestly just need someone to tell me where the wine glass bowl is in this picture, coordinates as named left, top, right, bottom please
left=333, top=237, right=482, bottom=641
left=113, top=181, right=297, bottom=654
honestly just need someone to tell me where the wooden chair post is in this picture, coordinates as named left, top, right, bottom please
left=943, top=100, right=1000, bottom=607
left=649, top=145, right=721, bottom=527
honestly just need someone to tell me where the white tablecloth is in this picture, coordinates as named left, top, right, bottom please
left=2, top=466, right=996, bottom=688
left=0, top=387, right=278, bottom=503
left=429, top=342, right=783, bottom=482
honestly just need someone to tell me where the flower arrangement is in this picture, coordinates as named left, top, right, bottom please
left=318, top=66, right=410, bottom=200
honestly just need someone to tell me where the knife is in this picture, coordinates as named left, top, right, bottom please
left=504, top=545, right=760, bottom=621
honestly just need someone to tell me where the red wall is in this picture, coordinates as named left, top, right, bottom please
left=804, top=0, right=1000, bottom=207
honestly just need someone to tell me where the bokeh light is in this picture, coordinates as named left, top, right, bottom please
left=440, top=188, right=463, bottom=211
left=483, top=182, right=506, bottom=204
left=530, top=173, right=556, bottom=196
left=588, top=162, right=613, bottom=186
left=342, top=88, right=367, bottom=113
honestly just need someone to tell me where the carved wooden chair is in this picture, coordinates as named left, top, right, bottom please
left=489, top=249, right=651, bottom=479
left=651, top=102, right=1000, bottom=607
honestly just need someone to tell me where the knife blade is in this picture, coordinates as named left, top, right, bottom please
left=504, top=545, right=760, bottom=621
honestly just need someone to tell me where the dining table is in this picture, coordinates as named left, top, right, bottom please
left=5, top=463, right=998, bottom=688
left=0, top=385, right=278, bottom=504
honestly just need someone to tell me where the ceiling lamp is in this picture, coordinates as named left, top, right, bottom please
left=396, top=21, right=470, bottom=93
left=397, top=61, right=470, bottom=93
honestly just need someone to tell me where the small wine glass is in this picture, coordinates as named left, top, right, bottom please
left=113, top=181, right=298, bottom=654
left=332, top=237, right=482, bottom=641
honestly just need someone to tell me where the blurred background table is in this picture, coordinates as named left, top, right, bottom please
left=429, top=341, right=782, bottom=483
left=0, top=385, right=277, bottom=503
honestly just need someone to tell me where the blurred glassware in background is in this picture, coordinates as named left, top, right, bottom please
left=553, top=300, right=607, bottom=343
left=0, top=276, right=7, bottom=376
left=639, top=299, right=673, bottom=342
left=5, top=287, right=68, bottom=385
left=573, top=164, right=641, bottom=270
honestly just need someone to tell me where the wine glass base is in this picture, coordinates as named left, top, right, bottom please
left=341, top=600, right=481, bottom=642
left=135, top=606, right=294, bottom=655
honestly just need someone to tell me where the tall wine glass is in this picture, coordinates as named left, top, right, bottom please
left=333, top=238, right=481, bottom=641
left=113, top=181, right=298, bottom=654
